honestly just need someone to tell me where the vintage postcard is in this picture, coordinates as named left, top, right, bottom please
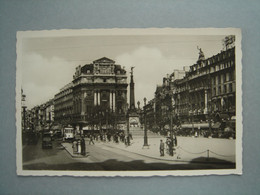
left=16, top=28, right=242, bottom=176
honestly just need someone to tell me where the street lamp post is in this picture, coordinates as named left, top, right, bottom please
left=208, top=104, right=212, bottom=137
left=21, top=93, right=27, bottom=145
left=169, top=105, right=174, bottom=156
left=143, top=97, right=149, bottom=148
left=22, top=93, right=27, bottom=132
left=190, top=104, right=194, bottom=135
left=207, top=70, right=212, bottom=137
left=126, top=111, right=130, bottom=146
left=105, top=109, right=108, bottom=130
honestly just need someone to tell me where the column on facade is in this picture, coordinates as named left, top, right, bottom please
left=97, top=91, right=99, bottom=106
left=95, top=90, right=100, bottom=106
left=204, top=90, right=208, bottom=114
left=113, top=91, right=116, bottom=112
left=81, top=92, right=86, bottom=114
left=216, top=75, right=219, bottom=95
left=110, top=91, right=113, bottom=111
left=97, top=90, right=100, bottom=105
left=94, top=91, right=97, bottom=106
left=124, top=91, right=127, bottom=113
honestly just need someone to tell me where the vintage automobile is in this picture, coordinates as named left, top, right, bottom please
left=27, top=130, right=38, bottom=145
left=42, top=132, right=53, bottom=149
left=53, top=130, right=62, bottom=139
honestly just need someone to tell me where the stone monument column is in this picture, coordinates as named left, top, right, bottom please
left=130, top=67, right=135, bottom=111
left=128, top=67, right=140, bottom=129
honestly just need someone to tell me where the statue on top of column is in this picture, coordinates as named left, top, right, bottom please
left=130, top=66, right=135, bottom=76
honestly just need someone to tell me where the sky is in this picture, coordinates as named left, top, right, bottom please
left=20, top=30, right=227, bottom=109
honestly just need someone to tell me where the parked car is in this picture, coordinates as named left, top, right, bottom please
left=42, top=132, right=52, bottom=149
left=27, top=131, right=38, bottom=145
left=53, top=130, right=62, bottom=139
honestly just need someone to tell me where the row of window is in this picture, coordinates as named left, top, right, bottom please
left=190, top=49, right=234, bottom=72
left=211, top=60, right=234, bottom=73
left=212, top=83, right=234, bottom=96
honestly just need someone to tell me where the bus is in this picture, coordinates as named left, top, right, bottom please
left=63, top=127, right=75, bottom=141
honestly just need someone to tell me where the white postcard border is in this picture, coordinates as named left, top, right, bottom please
left=16, top=28, right=242, bottom=177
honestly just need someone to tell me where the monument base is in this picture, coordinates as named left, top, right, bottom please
left=128, top=112, right=140, bottom=128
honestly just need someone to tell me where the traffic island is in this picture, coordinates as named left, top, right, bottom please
left=61, top=142, right=89, bottom=158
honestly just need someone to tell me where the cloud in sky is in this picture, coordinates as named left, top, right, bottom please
left=22, top=52, right=75, bottom=108
left=115, top=46, right=195, bottom=106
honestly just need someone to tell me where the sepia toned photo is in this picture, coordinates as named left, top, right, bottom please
left=16, top=28, right=242, bottom=176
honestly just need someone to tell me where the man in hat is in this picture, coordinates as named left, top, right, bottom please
left=160, top=139, right=165, bottom=156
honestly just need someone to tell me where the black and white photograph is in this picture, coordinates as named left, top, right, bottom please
left=16, top=28, right=242, bottom=176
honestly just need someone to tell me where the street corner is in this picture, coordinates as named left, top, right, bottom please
left=61, top=142, right=90, bottom=158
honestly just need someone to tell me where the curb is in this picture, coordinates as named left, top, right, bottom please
left=62, top=143, right=88, bottom=158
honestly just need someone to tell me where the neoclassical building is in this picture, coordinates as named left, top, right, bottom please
left=54, top=57, right=128, bottom=130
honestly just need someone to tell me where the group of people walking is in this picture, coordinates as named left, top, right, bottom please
left=160, top=136, right=177, bottom=157
left=84, top=131, right=133, bottom=146
left=72, top=137, right=86, bottom=156
left=72, top=131, right=134, bottom=155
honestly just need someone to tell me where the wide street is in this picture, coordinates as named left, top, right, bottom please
left=22, top=136, right=235, bottom=171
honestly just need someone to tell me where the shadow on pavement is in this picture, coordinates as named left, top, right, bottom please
left=23, top=159, right=235, bottom=171
left=22, top=141, right=64, bottom=163
left=190, top=157, right=236, bottom=165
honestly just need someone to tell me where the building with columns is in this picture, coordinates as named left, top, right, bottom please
left=173, top=47, right=236, bottom=125
left=143, top=45, right=236, bottom=137
left=70, top=57, right=128, bottom=130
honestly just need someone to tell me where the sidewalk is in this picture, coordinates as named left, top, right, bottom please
left=62, top=136, right=236, bottom=163
left=96, top=137, right=184, bottom=162
left=62, top=142, right=89, bottom=158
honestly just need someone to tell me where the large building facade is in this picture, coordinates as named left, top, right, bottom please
left=54, top=57, right=128, bottom=130
left=173, top=47, right=236, bottom=123
left=54, top=82, right=73, bottom=127
left=144, top=46, right=236, bottom=137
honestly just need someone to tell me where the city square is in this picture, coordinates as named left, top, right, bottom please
left=23, top=134, right=235, bottom=171
left=17, top=28, right=241, bottom=175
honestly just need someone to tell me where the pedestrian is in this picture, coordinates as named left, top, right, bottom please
left=81, top=137, right=86, bottom=156
left=169, top=139, right=174, bottom=156
left=127, top=135, right=130, bottom=146
left=166, top=138, right=171, bottom=154
left=174, top=135, right=177, bottom=146
left=124, top=136, right=127, bottom=146
left=129, top=133, right=133, bottom=140
left=89, top=135, right=95, bottom=145
left=160, top=139, right=165, bottom=156
left=77, top=139, right=81, bottom=154
left=114, top=134, right=118, bottom=143
left=72, top=139, right=77, bottom=154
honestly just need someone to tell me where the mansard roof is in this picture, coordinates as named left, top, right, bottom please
left=81, top=63, right=93, bottom=72
left=114, top=64, right=126, bottom=74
